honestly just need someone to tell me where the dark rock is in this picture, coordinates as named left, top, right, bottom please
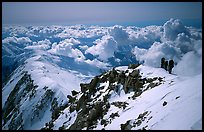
left=147, top=82, right=157, bottom=89
left=128, top=64, right=140, bottom=69
left=158, top=77, right=163, bottom=82
left=117, top=71, right=126, bottom=84
left=110, top=112, right=119, bottom=119
left=89, top=76, right=100, bottom=94
left=101, top=119, right=107, bottom=126
left=76, top=94, right=86, bottom=111
left=69, top=104, right=76, bottom=113
left=67, top=95, right=75, bottom=103
left=80, top=83, right=89, bottom=93
left=108, top=69, right=118, bottom=83
left=134, top=80, right=143, bottom=89
left=175, top=96, right=180, bottom=99
left=135, top=119, right=142, bottom=126
left=129, top=69, right=139, bottom=77
left=87, top=102, right=103, bottom=123
left=163, top=101, right=167, bottom=106
left=71, top=90, right=79, bottom=96
left=100, top=75, right=108, bottom=83
left=120, top=120, right=132, bottom=130
left=111, top=101, right=129, bottom=109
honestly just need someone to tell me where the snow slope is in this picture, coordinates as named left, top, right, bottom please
left=100, top=65, right=202, bottom=130
left=51, top=65, right=202, bottom=130
left=2, top=50, right=99, bottom=130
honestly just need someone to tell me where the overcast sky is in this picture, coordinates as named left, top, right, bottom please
left=2, top=2, right=202, bottom=26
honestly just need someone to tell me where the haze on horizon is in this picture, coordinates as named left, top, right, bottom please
left=2, top=2, right=202, bottom=26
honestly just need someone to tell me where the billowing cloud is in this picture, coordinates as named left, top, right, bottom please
left=79, top=45, right=89, bottom=50
left=85, top=35, right=117, bottom=61
left=131, top=18, right=202, bottom=76
left=127, top=25, right=163, bottom=49
left=174, top=51, right=202, bottom=76
left=33, top=39, right=51, bottom=46
left=2, top=18, right=202, bottom=76
left=108, top=25, right=129, bottom=46
left=24, top=44, right=50, bottom=50
left=163, top=18, right=190, bottom=41
left=84, top=59, right=110, bottom=69
left=62, top=38, right=81, bottom=45
left=24, top=39, right=52, bottom=50
left=2, top=36, right=32, bottom=44
left=48, top=39, right=85, bottom=61
left=132, top=41, right=181, bottom=67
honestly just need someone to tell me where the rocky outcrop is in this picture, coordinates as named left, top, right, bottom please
left=46, top=64, right=164, bottom=130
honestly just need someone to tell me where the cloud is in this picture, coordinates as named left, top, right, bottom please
left=108, top=25, right=129, bottom=46
left=48, top=39, right=85, bottom=61
left=54, top=25, right=104, bottom=38
left=193, top=40, right=202, bottom=56
left=79, top=45, right=89, bottom=50
left=33, top=39, right=51, bottom=45
left=2, top=36, right=32, bottom=44
left=85, top=35, right=117, bottom=61
left=132, top=41, right=181, bottom=67
left=131, top=46, right=147, bottom=63
left=131, top=19, right=202, bottom=77
left=62, top=38, right=81, bottom=45
left=2, top=18, right=202, bottom=76
left=24, top=39, right=52, bottom=50
left=24, top=44, right=50, bottom=50
left=84, top=59, right=110, bottom=69
left=163, top=18, right=190, bottom=41
left=127, top=25, right=163, bottom=49
left=174, top=51, right=202, bottom=76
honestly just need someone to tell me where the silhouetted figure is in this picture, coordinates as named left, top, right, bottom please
left=164, top=61, right=168, bottom=71
left=161, top=57, right=165, bottom=68
left=168, top=59, right=174, bottom=74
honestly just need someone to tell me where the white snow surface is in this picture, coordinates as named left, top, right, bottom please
left=2, top=50, right=93, bottom=130
left=93, top=65, right=202, bottom=130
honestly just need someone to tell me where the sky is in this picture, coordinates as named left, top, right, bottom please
left=2, top=2, right=202, bottom=26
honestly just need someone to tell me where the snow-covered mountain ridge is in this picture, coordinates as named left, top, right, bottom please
left=2, top=59, right=201, bottom=130
left=49, top=64, right=201, bottom=130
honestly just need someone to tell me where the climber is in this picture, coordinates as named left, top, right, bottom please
left=168, top=59, right=174, bottom=74
left=164, top=61, right=168, bottom=71
left=161, top=57, right=165, bottom=68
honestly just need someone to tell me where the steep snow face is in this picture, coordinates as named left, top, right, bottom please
left=50, top=65, right=201, bottom=130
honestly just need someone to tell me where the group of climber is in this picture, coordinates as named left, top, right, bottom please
left=161, top=57, right=174, bottom=74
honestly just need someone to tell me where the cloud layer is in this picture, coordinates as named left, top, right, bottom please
left=2, top=18, right=202, bottom=76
